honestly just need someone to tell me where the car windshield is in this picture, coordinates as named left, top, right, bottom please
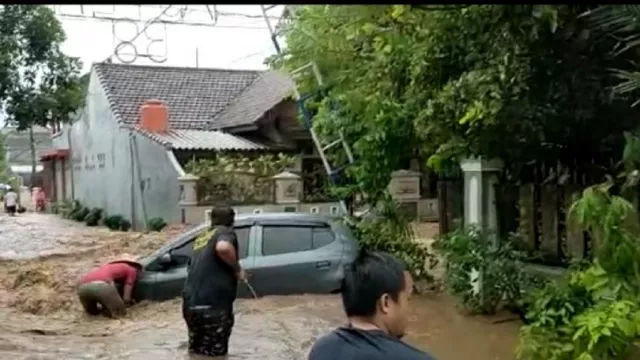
left=138, top=223, right=205, bottom=260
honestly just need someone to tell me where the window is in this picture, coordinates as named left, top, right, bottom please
left=312, top=227, right=335, bottom=249
left=262, top=225, right=335, bottom=256
left=235, top=227, right=250, bottom=259
left=170, top=226, right=250, bottom=264
left=169, top=240, right=193, bottom=266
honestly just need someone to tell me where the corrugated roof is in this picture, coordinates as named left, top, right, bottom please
left=135, top=128, right=267, bottom=151
left=93, top=62, right=294, bottom=130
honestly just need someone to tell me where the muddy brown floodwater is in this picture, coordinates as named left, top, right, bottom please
left=0, top=214, right=520, bottom=359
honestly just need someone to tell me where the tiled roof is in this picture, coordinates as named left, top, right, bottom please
left=210, top=71, right=295, bottom=129
left=93, top=62, right=293, bottom=130
left=135, top=128, right=267, bottom=151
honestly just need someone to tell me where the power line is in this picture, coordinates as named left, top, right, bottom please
left=54, top=5, right=283, bottom=29
left=222, top=45, right=275, bottom=68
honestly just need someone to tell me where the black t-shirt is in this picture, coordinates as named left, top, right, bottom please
left=182, top=225, right=239, bottom=311
left=308, top=327, right=436, bottom=360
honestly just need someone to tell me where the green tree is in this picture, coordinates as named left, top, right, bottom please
left=272, top=5, right=640, bottom=201
left=584, top=5, right=640, bottom=105
left=0, top=5, right=85, bottom=183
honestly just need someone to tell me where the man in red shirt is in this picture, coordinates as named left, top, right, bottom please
left=76, top=254, right=141, bottom=318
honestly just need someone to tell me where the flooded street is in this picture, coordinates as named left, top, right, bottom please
left=0, top=214, right=520, bottom=359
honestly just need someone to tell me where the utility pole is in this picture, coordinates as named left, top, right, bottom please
left=195, top=47, right=199, bottom=68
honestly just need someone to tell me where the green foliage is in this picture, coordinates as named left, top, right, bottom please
left=517, top=184, right=640, bottom=360
left=0, top=134, right=9, bottom=183
left=119, top=218, right=131, bottom=232
left=66, top=200, right=83, bottom=220
left=83, top=208, right=103, bottom=227
left=435, top=227, right=542, bottom=314
left=0, top=5, right=86, bottom=132
left=583, top=5, right=640, bottom=106
left=349, top=199, right=436, bottom=281
left=185, top=153, right=296, bottom=204
left=148, top=217, right=167, bottom=232
left=104, top=215, right=124, bottom=231
left=274, top=5, right=638, bottom=198
left=72, top=206, right=90, bottom=222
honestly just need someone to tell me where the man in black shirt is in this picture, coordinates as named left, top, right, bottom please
left=182, top=205, right=247, bottom=357
left=308, top=250, right=436, bottom=360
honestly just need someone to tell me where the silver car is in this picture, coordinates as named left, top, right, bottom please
left=131, top=213, right=359, bottom=301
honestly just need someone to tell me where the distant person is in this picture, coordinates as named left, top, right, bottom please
left=308, top=250, right=437, bottom=360
left=182, top=205, right=247, bottom=357
left=34, top=187, right=46, bottom=212
left=4, top=187, right=18, bottom=216
left=76, top=254, right=141, bottom=318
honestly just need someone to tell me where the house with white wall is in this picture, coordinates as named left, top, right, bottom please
left=41, top=62, right=317, bottom=229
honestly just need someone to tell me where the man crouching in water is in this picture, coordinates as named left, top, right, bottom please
left=76, top=254, right=141, bottom=318
left=182, top=205, right=247, bottom=357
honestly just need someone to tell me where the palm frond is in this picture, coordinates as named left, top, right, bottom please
left=611, top=69, right=640, bottom=106
left=583, top=5, right=640, bottom=35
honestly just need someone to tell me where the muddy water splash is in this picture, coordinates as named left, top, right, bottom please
left=0, top=294, right=520, bottom=360
left=0, top=214, right=518, bottom=359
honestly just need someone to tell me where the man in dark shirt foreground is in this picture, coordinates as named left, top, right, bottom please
left=182, top=205, right=247, bottom=357
left=308, top=250, right=436, bottom=360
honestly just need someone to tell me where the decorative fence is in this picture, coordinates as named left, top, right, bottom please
left=438, top=159, right=615, bottom=267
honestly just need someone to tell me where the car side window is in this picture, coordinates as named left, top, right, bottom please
left=235, top=227, right=250, bottom=259
left=262, top=224, right=334, bottom=255
left=312, top=226, right=335, bottom=249
left=262, top=226, right=312, bottom=255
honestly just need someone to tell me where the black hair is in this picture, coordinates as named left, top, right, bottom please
left=210, top=205, right=235, bottom=227
left=341, top=249, right=408, bottom=318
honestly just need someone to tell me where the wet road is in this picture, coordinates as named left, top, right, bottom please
left=0, top=213, right=520, bottom=359
left=0, top=295, right=520, bottom=360
left=0, top=213, right=99, bottom=260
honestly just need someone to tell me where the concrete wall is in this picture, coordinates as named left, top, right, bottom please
left=181, top=201, right=345, bottom=225
left=52, top=70, right=181, bottom=229
left=180, top=198, right=438, bottom=225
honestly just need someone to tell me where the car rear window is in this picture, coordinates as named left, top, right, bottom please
left=262, top=225, right=335, bottom=256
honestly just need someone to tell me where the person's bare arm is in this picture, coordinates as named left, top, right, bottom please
left=122, top=266, right=138, bottom=305
left=215, top=239, right=242, bottom=273
left=123, top=284, right=134, bottom=305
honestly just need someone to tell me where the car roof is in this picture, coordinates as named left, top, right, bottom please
left=234, top=212, right=337, bottom=223
left=140, top=212, right=342, bottom=263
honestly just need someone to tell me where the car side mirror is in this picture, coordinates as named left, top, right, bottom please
left=158, top=253, right=172, bottom=265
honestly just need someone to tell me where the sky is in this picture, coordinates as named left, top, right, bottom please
left=55, top=5, right=286, bottom=72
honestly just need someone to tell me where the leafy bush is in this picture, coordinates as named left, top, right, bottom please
left=104, top=215, right=124, bottom=231
left=119, top=218, right=131, bottom=232
left=516, top=184, right=640, bottom=360
left=186, top=153, right=296, bottom=204
left=147, top=217, right=167, bottom=232
left=84, top=208, right=103, bottom=227
left=435, top=227, right=541, bottom=315
left=65, top=200, right=83, bottom=219
left=349, top=199, right=437, bottom=282
left=72, top=206, right=90, bottom=222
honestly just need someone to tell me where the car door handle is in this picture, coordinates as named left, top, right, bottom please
left=316, top=261, right=331, bottom=269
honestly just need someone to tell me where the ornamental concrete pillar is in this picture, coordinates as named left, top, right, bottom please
left=273, top=171, right=302, bottom=204
left=460, top=158, right=503, bottom=232
left=178, top=174, right=199, bottom=206
left=388, top=169, right=421, bottom=201
left=460, top=158, right=503, bottom=297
